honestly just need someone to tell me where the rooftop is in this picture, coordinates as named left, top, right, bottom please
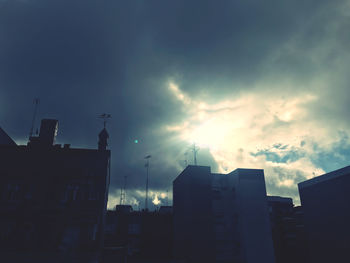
left=298, top=165, right=350, bottom=189
left=267, top=196, right=293, bottom=204
left=0, top=127, right=16, bottom=146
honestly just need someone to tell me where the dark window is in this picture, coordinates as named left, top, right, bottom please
left=62, top=184, right=80, bottom=201
left=7, top=183, right=21, bottom=201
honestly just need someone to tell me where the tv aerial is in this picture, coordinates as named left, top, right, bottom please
left=191, top=143, right=199, bottom=165
left=98, top=113, right=111, bottom=128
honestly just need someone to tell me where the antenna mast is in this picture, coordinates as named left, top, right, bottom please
left=98, top=113, right=111, bottom=128
left=144, top=155, right=151, bottom=211
left=119, top=175, right=127, bottom=205
left=192, top=143, right=199, bottom=165
left=29, top=98, right=40, bottom=138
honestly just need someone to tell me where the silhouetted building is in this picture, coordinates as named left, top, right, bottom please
left=159, top=205, right=173, bottom=214
left=173, top=165, right=275, bottom=263
left=298, top=166, right=350, bottom=263
left=104, top=206, right=173, bottom=262
left=0, top=119, right=111, bottom=263
left=267, top=196, right=309, bottom=263
left=292, top=205, right=309, bottom=263
left=0, top=127, right=16, bottom=146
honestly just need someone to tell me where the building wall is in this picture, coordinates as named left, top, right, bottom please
left=298, top=166, right=350, bottom=263
left=212, top=173, right=241, bottom=263
left=230, top=169, right=275, bottom=263
left=267, top=196, right=309, bottom=263
left=0, top=144, right=110, bottom=262
left=104, top=207, right=173, bottom=262
left=173, top=165, right=214, bottom=262
left=173, top=166, right=275, bottom=263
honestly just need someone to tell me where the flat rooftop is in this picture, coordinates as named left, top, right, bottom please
left=298, top=165, right=350, bottom=189
left=267, top=196, right=293, bottom=204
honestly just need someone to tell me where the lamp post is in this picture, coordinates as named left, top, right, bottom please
left=144, top=155, right=151, bottom=211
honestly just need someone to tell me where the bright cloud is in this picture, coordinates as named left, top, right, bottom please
left=152, top=194, right=161, bottom=206
left=107, top=189, right=170, bottom=210
left=107, top=189, right=140, bottom=210
left=165, top=81, right=349, bottom=204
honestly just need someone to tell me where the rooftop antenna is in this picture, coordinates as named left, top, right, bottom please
left=144, top=155, right=151, bottom=211
left=29, top=98, right=40, bottom=138
left=119, top=175, right=127, bottom=205
left=192, top=143, right=199, bottom=165
left=98, top=113, right=111, bottom=128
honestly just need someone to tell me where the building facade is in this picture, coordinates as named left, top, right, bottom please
left=173, top=165, right=275, bottom=263
left=267, top=196, right=309, bottom=263
left=0, top=119, right=111, bottom=263
left=298, top=166, right=350, bottom=263
left=104, top=205, right=173, bottom=262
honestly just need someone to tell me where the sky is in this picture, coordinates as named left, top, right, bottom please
left=1, top=0, right=350, bottom=209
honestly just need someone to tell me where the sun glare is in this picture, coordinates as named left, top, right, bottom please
left=166, top=81, right=323, bottom=169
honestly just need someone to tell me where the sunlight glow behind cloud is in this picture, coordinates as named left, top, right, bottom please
left=165, top=81, right=347, bottom=204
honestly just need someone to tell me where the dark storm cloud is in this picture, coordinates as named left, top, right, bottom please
left=136, top=0, right=345, bottom=96
left=1, top=0, right=349, bottom=208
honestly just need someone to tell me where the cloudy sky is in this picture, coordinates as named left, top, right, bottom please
left=1, top=0, right=349, bottom=209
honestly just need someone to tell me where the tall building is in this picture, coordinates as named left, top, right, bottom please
left=173, top=165, right=275, bottom=263
left=268, top=196, right=294, bottom=263
left=0, top=119, right=111, bottom=263
left=267, top=196, right=309, bottom=263
left=298, top=165, right=350, bottom=263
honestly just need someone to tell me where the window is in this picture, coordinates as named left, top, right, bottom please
left=0, top=222, right=14, bottom=241
left=87, top=184, right=98, bottom=200
left=72, top=186, right=79, bottom=201
left=90, top=224, right=98, bottom=241
left=7, top=183, right=21, bottom=201
left=62, top=184, right=80, bottom=202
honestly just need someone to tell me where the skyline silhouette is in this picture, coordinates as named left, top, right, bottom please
left=1, top=0, right=350, bottom=211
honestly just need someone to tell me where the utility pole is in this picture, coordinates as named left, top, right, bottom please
left=144, top=155, right=151, bottom=211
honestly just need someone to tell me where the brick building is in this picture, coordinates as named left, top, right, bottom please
left=0, top=119, right=111, bottom=263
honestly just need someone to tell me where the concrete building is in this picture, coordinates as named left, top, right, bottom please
left=173, top=165, right=275, bottom=263
left=298, top=165, right=350, bottom=263
left=104, top=205, right=173, bottom=262
left=0, top=119, right=111, bottom=263
left=267, top=196, right=309, bottom=263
